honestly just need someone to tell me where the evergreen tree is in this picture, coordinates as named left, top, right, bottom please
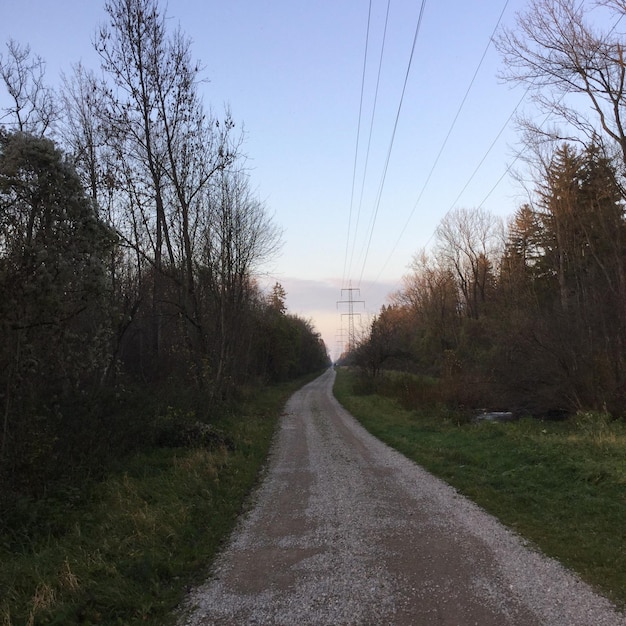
left=0, top=131, right=115, bottom=464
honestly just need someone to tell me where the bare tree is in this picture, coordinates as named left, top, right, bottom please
left=59, top=64, right=108, bottom=204
left=496, top=0, right=626, bottom=168
left=93, top=0, right=239, bottom=376
left=202, top=169, right=282, bottom=395
left=0, top=40, right=58, bottom=136
left=435, top=207, right=504, bottom=319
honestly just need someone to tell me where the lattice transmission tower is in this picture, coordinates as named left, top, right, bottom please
left=337, top=285, right=365, bottom=353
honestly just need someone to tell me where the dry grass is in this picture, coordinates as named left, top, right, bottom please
left=0, top=373, right=318, bottom=625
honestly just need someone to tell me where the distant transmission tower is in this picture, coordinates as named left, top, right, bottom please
left=335, top=327, right=348, bottom=359
left=337, top=285, right=365, bottom=353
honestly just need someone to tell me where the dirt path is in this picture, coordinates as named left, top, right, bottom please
left=179, top=369, right=625, bottom=625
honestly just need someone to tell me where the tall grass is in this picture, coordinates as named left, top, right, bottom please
left=334, top=368, right=626, bottom=609
left=1, top=375, right=318, bottom=625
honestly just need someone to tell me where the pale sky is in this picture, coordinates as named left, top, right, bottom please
left=1, top=0, right=534, bottom=359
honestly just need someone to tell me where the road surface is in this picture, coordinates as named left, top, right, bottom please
left=179, top=368, right=625, bottom=625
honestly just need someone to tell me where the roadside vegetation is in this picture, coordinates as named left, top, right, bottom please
left=338, top=5, right=626, bottom=607
left=339, top=3, right=626, bottom=606
left=0, top=1, right=329, bottom=624
left=334, top=368, right=626, bottom=609
left=347, top=1, right=626, bottom=421
left=0, top=374, right=321, bottom=626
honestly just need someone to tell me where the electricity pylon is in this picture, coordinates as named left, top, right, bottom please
left=337, top=285, right=365, bottom=353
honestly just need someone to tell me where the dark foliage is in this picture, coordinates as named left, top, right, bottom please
left=354, top=144, right=626, bottom=418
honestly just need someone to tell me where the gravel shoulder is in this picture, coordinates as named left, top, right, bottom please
left=178, top=369, right=626, bottom=625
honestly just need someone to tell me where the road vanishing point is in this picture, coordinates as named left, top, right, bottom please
left=179, top=369, right=625, bottom=626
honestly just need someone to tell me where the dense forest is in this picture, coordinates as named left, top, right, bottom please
left=350, top=0, right=626, bottom=419
left=0, top=0, right=329, bottom=496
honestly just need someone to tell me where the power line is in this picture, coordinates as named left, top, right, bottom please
left=357, top=0, right=428, bottom=287
left=373, top=0, right=513, bottom=281
left=381, top=84, right=529, bottom=274
left=342, top=0, right=373, bottom=288
left=444, top=90, right=527, bottom=217
left=414, top=6, right=626, bottom=256
left=346, top=0, right=392, bottom=286
left=366, top=0, right=626, bottom=299
left=472, top=10, right=626, bottom=213
left=348, top=1, right=611, bottom=311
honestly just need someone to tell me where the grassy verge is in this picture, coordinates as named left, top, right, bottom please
left=1, top=374, right=319, bottom=626
left=333, top=368, right=626, bottom=608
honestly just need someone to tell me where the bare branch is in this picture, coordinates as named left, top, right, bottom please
left=0, top=39, right=58, bottom=136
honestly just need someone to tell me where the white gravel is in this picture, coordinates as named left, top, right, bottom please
left=177, top=369, right=626, bottom=625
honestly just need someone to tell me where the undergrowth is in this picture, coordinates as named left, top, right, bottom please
left=0, top=374, right=320, bottom=625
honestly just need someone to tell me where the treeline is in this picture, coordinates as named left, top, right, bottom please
left=351, top=0, right=626, bottom=418
left=0, top=0, right=328, bottom=495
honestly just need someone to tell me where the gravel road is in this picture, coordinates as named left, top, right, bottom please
left=178, top=368, right=626, bottom=625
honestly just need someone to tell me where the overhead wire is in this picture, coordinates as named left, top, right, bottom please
left=420, top=85, right=529, bottom=250
left=372, top=0, right=512, bottom=280
left=371, top=0, right=625, bottom=291
left=346, top=0, right=392, bottom=286
left=357, top=0, right=428, bottom=287
left=342, top=0, right=373, bottom=289
left=419, top=2, right=626, bottom=253
left=366, top=85, right=529, bottom=293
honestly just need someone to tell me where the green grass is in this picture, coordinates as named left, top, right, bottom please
left=333, top=368, right=626, bottom=609
left=1, top=374, right=318, bottom=626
